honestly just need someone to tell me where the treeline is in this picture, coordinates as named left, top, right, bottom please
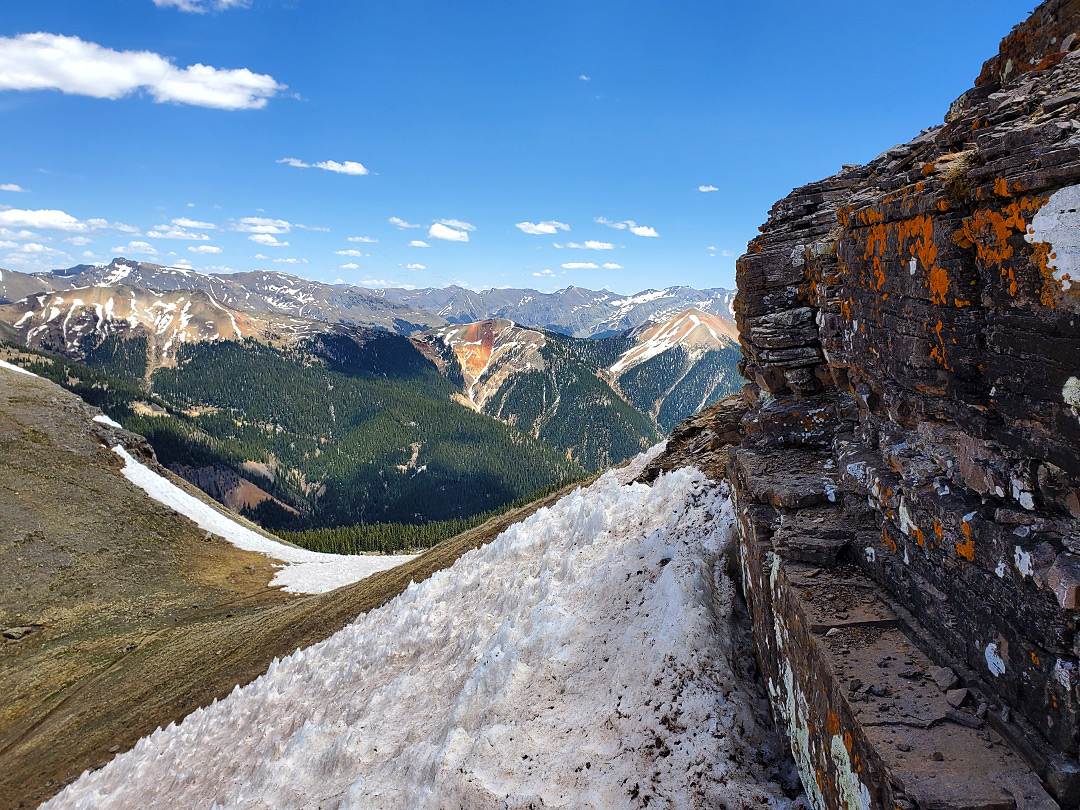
left=280, top=475, right=583, bottom=555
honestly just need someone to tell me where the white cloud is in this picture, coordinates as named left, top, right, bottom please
left=339, top=262, right=359, bottom=270
left=562, top=262, right=598, bottom=270
left=515, top=220, right=569, bottom=235
left=0, top=184, right=27, bottom=192
left=698, top=185, right=719, bottom=193
left=334, top=249, right=365, bottom=257
left=9, top=242, right=62, bottom=255
left=0, top=33, right=284, bottom=110
left=594, top=217, right=627, bottom=230
left=602, top=263, right=622, bottom=270
left=273, top=257, right=307, bottom=264
left=357, top=277, right=407, bottom=288
left=428, top=223, right=469, bottom=242
left=408, top=240, right=430, bottom=248
left=249, top=233, right=288, bottom=247
left=172, top=217, right=216, bottom=229
left=254, top=253, right=269, bottom=259
left=296, top=223, right=330, bottom=232
left=721, top=249, right=735, bottom=257
left=277, top=157, right=370, bottom=176
left=562, top=240, right=613, bottom=250
left=111, top=240, right=158, bottom=255
left=0, top=208, right=87, bottom=232
left=437, top=218, right=476, bottom=232
left=234, top=216, right=290, bottom=234
left=146, top=225, right=210, bottom=240
left=579, top=75, right=590, bottom=81
left=152, top=0, right=250, bottom=12
left=389, top=216, right=421, bottom=229
left=628, top=224, right=659, bottom=237
left=65, top=236, right=94, bottom=246
left=348, top=236, right=378, bottom=243
left=188, top=244, right=222, bottom=254
left=533, top=269, right=555, bottom=277
left=406, top=263, right=426, bottom=270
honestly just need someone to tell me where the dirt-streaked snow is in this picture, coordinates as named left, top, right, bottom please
left=45, top=458, right=800, bottom=810
left=111, top=445, right=415, bottom=595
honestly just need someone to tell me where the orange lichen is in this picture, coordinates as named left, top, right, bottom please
left=994, top=177, right=1013, bottom=198
left=1032, top=652, right=1041, bottom=666
left=933, top=519, right=944, bottom=540
left=827, top=711, right=840, bottom=736
left=914, top=526, right=926, bottom=547
left=882, top=526, right=898, bottom=554
left=956, top=535, right=975, bottom=562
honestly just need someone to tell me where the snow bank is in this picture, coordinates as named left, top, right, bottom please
left=92, top=413, right=123, bottom=428
left=0, top=358, right=38, bottom=377
left=45, top=461, right=799, bottom=810
left=112, top=445, right=414, bottom=595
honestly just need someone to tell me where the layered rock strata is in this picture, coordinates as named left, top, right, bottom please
left=708, top=1, right=1080, bottom=807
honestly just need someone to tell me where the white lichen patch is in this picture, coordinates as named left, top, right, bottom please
left=1027, top=184, right=1080, bottom=292
left=985, top=642, right=1007, bottom=677
left=1014, top=546, right=1034, bottom=578
left=830, top=735, right=871, bottom=810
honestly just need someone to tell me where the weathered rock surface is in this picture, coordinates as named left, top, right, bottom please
left=657, top=2, right=1080, bottom=808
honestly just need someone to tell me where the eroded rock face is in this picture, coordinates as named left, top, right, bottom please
left=727, top=1, right=1080, bottom=807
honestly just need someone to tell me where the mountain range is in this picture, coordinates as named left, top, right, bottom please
left=0, top=257, right=742, bottom=533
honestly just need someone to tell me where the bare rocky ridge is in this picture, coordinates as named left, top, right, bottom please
left=647, top=1, right=1080, bottom=807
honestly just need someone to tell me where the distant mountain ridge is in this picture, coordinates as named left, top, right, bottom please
left=374, top=283, right=736, bottom=337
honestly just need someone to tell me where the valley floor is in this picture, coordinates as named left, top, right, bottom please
left=44, top=454, right=802, bottom=810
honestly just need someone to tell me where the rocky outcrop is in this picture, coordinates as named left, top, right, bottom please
left=703, top=2, right=1080, bottom=807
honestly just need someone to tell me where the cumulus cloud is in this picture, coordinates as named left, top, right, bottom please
left=334, top=249, right=365, bottom=257
left=277, top=157, right=370, bottom=176
left=428, top=222, right=469, bottom=242
left=0, top=33, right=284, bottom=110
left=234, top=216, right=290, bottom=234
left=594, top=217, right=627, bottom=230
left=146, top=225, right=210, bottom=240
left=602, top=263, right=622, bottom=270
left=579, top=75, right=590, bottom=81
left=111, top=240, right=158, bottom=255
left=357, top=277, right=405, bottom=288
left=515, top=220, right=569, bottom=235
left=533, top=269, right=555, bottom=277
left=273, top=257, right=308, bottom=264
left=0, top=208, right=87, bottom=232
left=560, top=240, right=613, bottom=250
left=296, top=223, right=330, bottom=232
left=339, top=262, right=359, bottom=269
left=389, top=216, right=421, bottom=229
left=152, top=0, right=250, bottom=12
left=562, top=262, right=598, bottom=270
left=65, top=236, right=94, bottom=246
left=698, top=185, right=719, bottom=193
left=249, top=233, right=288, bottom=247
left=628, top=223, right=659, bottom=237
left=437, top=218, right=475, bottom=232
left=348, top=236, right=378, bottom=243
left=188, top=244, right=222, bottom=254
left=406, top=263, right=426, bottom=270
left=721, top=249, right=735, bottom=257
left=172, top=217, right=216, bottom=229
left=408, top=240, right=430, bottom=248
left=0, top=184, right=27, bottom=192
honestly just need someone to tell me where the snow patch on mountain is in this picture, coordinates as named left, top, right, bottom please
left=111, top=445, right=414, bottom=595
left=45, top=458, right=799, bottom=810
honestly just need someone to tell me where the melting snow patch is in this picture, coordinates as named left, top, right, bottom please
left=44, top=463, right=799, bottom=810
left=0, top=358, right=38, bottom=377
left=93, top=413, right=123, bottom=429
left=111, top=445, right=413, bottom=595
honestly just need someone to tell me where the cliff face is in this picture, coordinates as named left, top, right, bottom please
left=722, top=1, right=1080, bottom=807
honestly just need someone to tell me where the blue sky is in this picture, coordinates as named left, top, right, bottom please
left=0, top=0, right=1034, bottom=294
